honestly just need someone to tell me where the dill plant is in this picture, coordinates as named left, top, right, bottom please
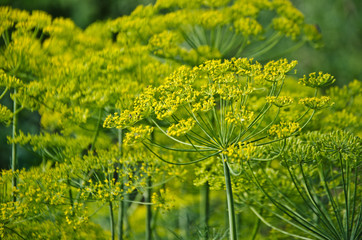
left=121, top=0, right=323, bottom=65
left=104, top=57, right=333, bottom=239
left=0, top=1, right=360, bottom=240
left=235, top=130, right=361, bottom=240
left=1, top=6, right=180, bottom=240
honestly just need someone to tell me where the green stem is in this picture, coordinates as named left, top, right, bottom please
left=0, top=87, right=8, bottom=100
left=250, top=207, right=263, bottom=240
left=11, top=88, right=18, bottom=202
left=146, top=176, right=152, bottom=240
left=67, top=177, right=74, bottom=209
left=201, top=182, right=210, bottom=239
left=118, top=198, right=124, bottom=240
left=222, top=154, right=237, bottom=240
left=90, top=109, right=102, bottom=152
left=339, top=152, right=350, bottom=239
left=118, top=129, right=124, bottom=240
left=110, top=201, right=115, bottom=240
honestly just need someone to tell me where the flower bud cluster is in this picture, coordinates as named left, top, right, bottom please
left=167, top=118, right=196, bottom=137
left=266, top=96, right=294, bottom=107
left=124, top=125, right=154, bottom=145
left=268, top=121, right=300, bottom=138
left=299, top=71, right=335, bottom=88
left=299, top=96, right=333, bottom=110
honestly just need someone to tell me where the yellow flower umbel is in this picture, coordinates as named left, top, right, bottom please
left=151, top=188, right=175, bottom=212
left=167, top=118, right=196, bottom=137
left=124, top=125, right=154, bottom=145
left=105, top=57, right=324, bottom=240
left=224, top=142, right=256, bottom=163
left=266, top=96, right=294, bottom=108
left=299, top=96, right=333, bottom=110
left=299, top=71, right=335, bottom=88
left=268, top=122, right=301, bottom=138
left=106, top=0, right=323, bottom=65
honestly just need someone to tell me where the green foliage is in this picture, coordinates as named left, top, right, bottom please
left=0, top=1, right=361, bottom=240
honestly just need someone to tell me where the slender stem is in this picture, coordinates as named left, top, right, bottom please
left=339, top=152, right=350, bottom=239
left=249, top=207, right=313, bottom=240
left=201, top=182, right=210, bottom=240
left=90, top=109, right=102, bottom=152
left=299, top=163, right=340, bottom=239
left=4, top=226, right=26, bottom=240
left=318, top=164, right=344, bottom=237
left=222, top=154, right=237, bottom=240
left=118, top=129, right=124, bottom=240
left=110, top=201, right=115, bottom=240
left=67, top=177, right=74, bottom=209
left=146, top=176, right=152, bottom=240
left=118, top=198, right=124, bottom=240
left=250, top=204, right=263, bottom=240
left=11, top=88, right=18, bottom=202
left=0, top=87, right=8, bottom=100
left=247, top=161, right=326, bottom=239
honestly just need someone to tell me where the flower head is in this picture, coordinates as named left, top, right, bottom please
left=299, top=72, right=335, bottom=88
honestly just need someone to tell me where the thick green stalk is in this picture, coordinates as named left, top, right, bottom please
left=110, top=201, right=115, bottom=240
left=201, top=182, right=210, bottom=240
left=222, top=154, right=237, bottom=240
left=11, top=89, right=18, bottom=202
left=146, top=176, right=152, bottom=240
left=123, top=195, right=130, bottom=237
left=118, top=198, right=124, bottom=240
left=118, top=129, right=124, bottom=240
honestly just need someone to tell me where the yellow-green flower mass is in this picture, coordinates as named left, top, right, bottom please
left=268, top=121, right=301, bottom=138
left=0, top=2, right=361, bottom=240
left=299, top=96, right=334, bottom=110
left=299, top=71, right=336, bottom=88
left=266, top=96, right=294, bottom=108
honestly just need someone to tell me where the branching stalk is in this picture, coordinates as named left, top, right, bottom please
left=110, top=201, right=115, bottom=240
left=11, top=88, right=18, bottom=202
left=201, top=182, right=210, bottom=240
left=222, top=154, right=237, bottom=240
left=146, top=176, right=152, bottom=240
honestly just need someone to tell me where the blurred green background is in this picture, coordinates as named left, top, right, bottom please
left=0, top=0, right=361, bottom=169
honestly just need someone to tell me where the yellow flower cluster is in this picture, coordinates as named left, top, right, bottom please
left=167, top=118, right=196, bottom=137
left=261, top=59, right=298, bottom=83
left=223, top=142, right=256, bottom=163
left=192, top=96, right=216, bottom=112
left=299, top=96, right=333, bottom=110
left=272, top=17, right=300, bottom=40
left=266, top=96, right=294, bottom=107
left=0, top=104, right=12, bottom=125
left=0, top=70, right=22, bottom=88
left=151, top=188, right=175, bottom=212
left=303, top=24, right=323, bottom=47
left=124, top=125, right=154, bottom=145
left=225, top=106, right=254, bottom=126
left=104, top=110, right=142, bottom=129
left=268, top=121, right=301, bottom=138
left=299, top=71, right=335, bottom=88
left=17, top=167, right=68, bottom=206
left=110, top=0, right=321, bottom=64
left=106, top=57, right=299, bottom=133
left=148, top=31, right=184, bottom=58
left=234, top=17, right=263, bottom=37
left=81, top=178, right=125, bottom=202
left=1, top=201, right=24, bottom=233
left=65, top=202, right=89, bottom=230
